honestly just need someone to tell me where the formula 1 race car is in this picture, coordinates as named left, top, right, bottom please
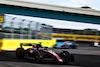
left=55, top=41, right=78, bottom=49
left=16, top=42, right=74, bottom=64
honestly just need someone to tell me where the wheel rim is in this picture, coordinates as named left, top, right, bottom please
left=35, top=53, right=40, bottom=62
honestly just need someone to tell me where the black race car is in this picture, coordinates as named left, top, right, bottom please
left=16, top=42, right=74, bottom=64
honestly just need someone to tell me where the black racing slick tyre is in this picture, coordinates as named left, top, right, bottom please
left=61, top=45, right=69, bottom=48
left=60, top=51, right=71, bottom=64
left=34, top=52, right=43, bottom=63
left=16, top=48, right=25, bottom=59
left=72, top=45, right=77, bottom=49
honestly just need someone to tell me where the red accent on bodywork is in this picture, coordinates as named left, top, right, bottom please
left=44, top=50, right=63, bottom=62
left=0, top=50, right=5, bottom=52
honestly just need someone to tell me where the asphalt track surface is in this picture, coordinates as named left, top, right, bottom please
left=0, top=46, right=100, bottom=67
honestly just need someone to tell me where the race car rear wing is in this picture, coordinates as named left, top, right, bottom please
left=20, top=42, right=43, bottom=48
left=20, top=43, right=36, bottom=48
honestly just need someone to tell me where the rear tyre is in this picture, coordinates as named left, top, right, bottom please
left=34, top=52, right=43, bottom=63
left=16, top=48, right=25, bottom=59
left=61, top=45, right=69, bottom=48
left=72, top=45, right=77, bottom=49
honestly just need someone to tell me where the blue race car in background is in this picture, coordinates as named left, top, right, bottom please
left=54, top=40, right=78, bottom=49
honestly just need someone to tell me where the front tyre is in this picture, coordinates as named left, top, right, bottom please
left=60, top=51, right=71, bottom=64
left=16, top=48, right=25, bottom=59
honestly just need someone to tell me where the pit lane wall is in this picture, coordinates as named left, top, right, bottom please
left=0, top=39, right=56, bottom=51
left=51, top=34, right=100, bottom=42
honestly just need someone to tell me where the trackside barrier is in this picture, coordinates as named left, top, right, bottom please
left=0, top=39, right=56, bottom=51
left=51, top=34, right=100, bottom=42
